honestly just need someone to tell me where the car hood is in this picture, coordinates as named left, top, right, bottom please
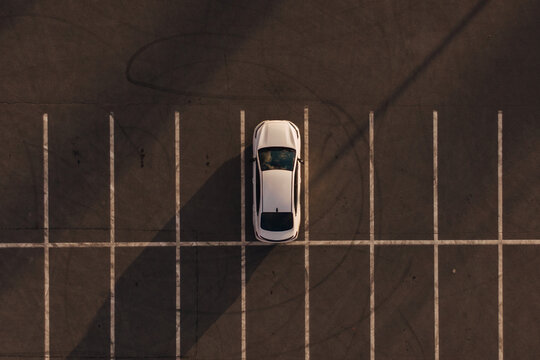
left=256, top=121, right=298, bottom=150
left=262, top=170, right=292, bottom=212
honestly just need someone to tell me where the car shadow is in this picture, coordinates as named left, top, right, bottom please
left=67, top=154, right=273, bottom=358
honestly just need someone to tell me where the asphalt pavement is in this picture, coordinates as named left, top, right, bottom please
left=1, top=1, right=540, bottom=359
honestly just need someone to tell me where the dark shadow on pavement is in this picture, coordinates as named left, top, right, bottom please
left=180, top=156, right=240, bottom=243
left=311, top=0, right=492, bottom=190
left=68, top=155, right=273, bottom=359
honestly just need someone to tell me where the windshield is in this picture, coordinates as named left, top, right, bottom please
left=258, top=147, right=296, bottom=171
left=261, top=212, right=294, bottom=231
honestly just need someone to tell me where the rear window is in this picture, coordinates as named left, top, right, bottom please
left=261, top=212, right=293, bottom=231
left=258, top=147, right=296, bottom=171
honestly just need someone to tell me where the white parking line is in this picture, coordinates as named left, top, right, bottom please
left=369, top=110, right=375, bottom=360
left=241, top=244, right=246, bottom=360
left=304, top=106, right=310, bottom=360
left=43, top=113, right=50, bottom=360
left=0, top=242, right=43, bottom=248
left=433, top=110, right=439, bottom=360
left=175, top=111, right=181, bottom=360
left=109, top=113, right=115, bottom=360
left=369, top=111, right=375, bottom=360
left=240, top=110, right=246, bottom=244
left=498, top=110, right=503, bottom=360
left=4, top=239, right=540, bottom=249
left=240, top=110, right=247, bottom=360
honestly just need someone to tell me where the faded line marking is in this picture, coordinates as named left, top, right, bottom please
left=304, top=106, right=310, bottom=360
left=0, top=243, right=44, bottom=248
left=43, top=113, right=49, bottom=360
left=498, top=110, right=503, bottom=360
left=369, top=111, right=375, bottom=360
left=175, top=111, right=181, bottom=360
left=109, top=113, right=115, bottom=360
left=5, top=239, right=540, bottom=249
left=240, top=110, right=247, bottom=360
left=433, top=110, right=439, bottom=360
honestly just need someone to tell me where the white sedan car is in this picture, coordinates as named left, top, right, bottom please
left=252, top=120, right=301, bottom=243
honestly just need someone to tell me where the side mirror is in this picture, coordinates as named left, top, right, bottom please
left=298, top=158, right=304, bottom=164
left=251, top=157, right=256, bottom=162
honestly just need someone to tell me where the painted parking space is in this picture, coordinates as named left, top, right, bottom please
left=246, top=246, right=305, bottom=359
left=503, top=108, right=540, bottom=240
left=181, top=246, right=241, bottom=359
left=114, top=247, right=176, bottom=358
left=309, top=246, right=370, bottom=359
left=242, top=104, right=305, bottom=243
left=0, top=106, right=43, bottom=243
left=375, top=246, right=434, bottom=359
left=49, top=247, right=110, bottom=357
left=48, top=107, right=109, bottom=243
left=114, top=105, right=176, bottom=244
left=374, top=107, right=434, bottom=241
left=439, top=245, right=498, bottom=359
left=0, top=248, right=44, bottom=358
left=504, top=246, right=540, bottom=359
left=180, top=104, right=240, bottom=243
left=309, top=103, right=371, bottom=241
left=438, top=107, right=498, bottom=241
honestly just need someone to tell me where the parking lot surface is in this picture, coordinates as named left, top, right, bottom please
left=1, top=1, right=540, bottom=359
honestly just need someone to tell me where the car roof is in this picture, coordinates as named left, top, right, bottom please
left=261, top=169, right=292, bottom=212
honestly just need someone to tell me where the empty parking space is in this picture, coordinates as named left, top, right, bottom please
left=375, top=246, right=433, bottom=359
left=503, top=108, right=540, bottom=239
left=374, top=107, right=433, bottom=240
left=504, top=246, right=540, bottom=359
left=309, top=104, right=370, bottom=241
left=310, top=246, right=370, bottom=360
left=181, top=247, right=241, bottom=359
left=49, top=247, right=109, bottom=357
left=246, top=246, right=305, bottom=359
left=115, top=247, right=176, bottom=358
left=180, top=105, right=240, bottom=242
left=48, top=107, right=109, bottom=243
left=114, top=106, right=175, bottom=243
left=438, top=107, right=498, bottom=240
left=439, top=245, right=498, bottom=359
left=0, top=107, right=43, bottom=243
left=0, top=248, right=43, bottom=358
